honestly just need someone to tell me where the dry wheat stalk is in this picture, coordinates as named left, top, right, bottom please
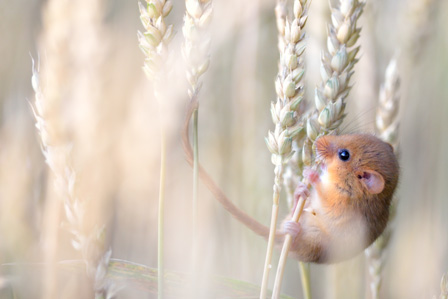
left=365, top=58, right=400, bottom=299
left=70, top=2, right=117, bottom=296
left=32, top=60, right=117, bottom=298
left=138, top=1, right=174, bottom=298
left=34, top=1, right=116, bottom=296
left=261, top=1, right=309, bottom=297
left=272, top=0, right=365, bottom=297
left=182, top=0, right=213, bottom=237
left=182, top=0, right=213, bottom=294
left=36, top=2, right=75, bottom=296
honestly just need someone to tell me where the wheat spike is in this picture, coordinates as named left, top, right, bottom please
left=34, top=0, right=117, bottom=296
left=262, top=1, right=310, bottom=297
left=365, top=58, right=400, bottom=299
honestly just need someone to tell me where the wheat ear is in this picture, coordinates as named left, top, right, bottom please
left=35, top=2, right=72, bottom=295
left=273, top=0, right=365, bottom=297
left=138, top=1, right=174, bottom=298
left=32, top=60, right=117, bottom=298
left=261, top=1, right=309, bottom=298
left=365, top=58, right=400, bottom=299
left=35, top=0, right=116, bottom=296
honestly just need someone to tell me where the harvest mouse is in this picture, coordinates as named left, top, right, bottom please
left=283, top=134, right=399, bottom=263
left=182, top=106, right=399, bottom=264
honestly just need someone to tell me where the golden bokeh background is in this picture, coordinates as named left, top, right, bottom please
left=0, top=0, right=447, bottom=298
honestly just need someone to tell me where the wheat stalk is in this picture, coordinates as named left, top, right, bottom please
left=276, top=1, right=312, bottom=297
left=182, top=0, right=212, bottom=288
left=365, top=58, right=400, bottom=299
left=138, top=1, right=174, bottom=298
left=32, top=60, right=117, bottom=298
left=70, top=2, right=117, bottom=296
left=35, top=0, right=117, bottom=296
left=272, top=0, right=365, bottom=297
left=261, top=1, right=309, bottom=298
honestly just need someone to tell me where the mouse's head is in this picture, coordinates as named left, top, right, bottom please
left=315, top=134, right=399, bottom=199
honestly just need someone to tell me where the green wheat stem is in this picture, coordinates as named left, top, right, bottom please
left=158, top=102, right=167, bottom=299
left=182, top=0, right=212, bottom=284
left=299, top=262, right=311, bottom=299
left=137, top=1, right=174, bottom=296
left=192, top=108, right=199, bottom=271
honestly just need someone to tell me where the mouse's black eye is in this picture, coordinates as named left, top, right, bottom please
left=338, top=149, right=350, bottom=161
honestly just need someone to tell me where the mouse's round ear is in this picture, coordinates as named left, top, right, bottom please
left=357, top=170, right=385, bottom=194
left=386, top=142, right=394, bottom=153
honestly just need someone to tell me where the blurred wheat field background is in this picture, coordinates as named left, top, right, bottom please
left=0, top=0, right=448, bottom=298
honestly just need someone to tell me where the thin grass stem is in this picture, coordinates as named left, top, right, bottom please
left=138, top=2, right=174, bottom=296
left=158, top=103, right=167, bottom=299
left=299, top=262, right=311, bottom=299
left=260, top=188, right=280, bottom=299
left=192, top=108, right=199, bottom=276
left=272, top=191, right=307, bottom=298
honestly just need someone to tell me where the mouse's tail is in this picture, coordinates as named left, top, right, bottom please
left=182, top=95, right=273, bottom=239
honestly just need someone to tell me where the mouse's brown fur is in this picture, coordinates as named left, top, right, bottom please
left=182, top=101, right=399, bottom=263
left=285, top=134, right=399, bottom=263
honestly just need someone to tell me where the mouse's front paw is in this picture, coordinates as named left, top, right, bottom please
left=294, top=182, right=310, bottom=200
left=292, top=182, right=310, bottom=214
left=291, top=182, right=310, bottom=214
left=283, top=220, right=302, bottom=248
